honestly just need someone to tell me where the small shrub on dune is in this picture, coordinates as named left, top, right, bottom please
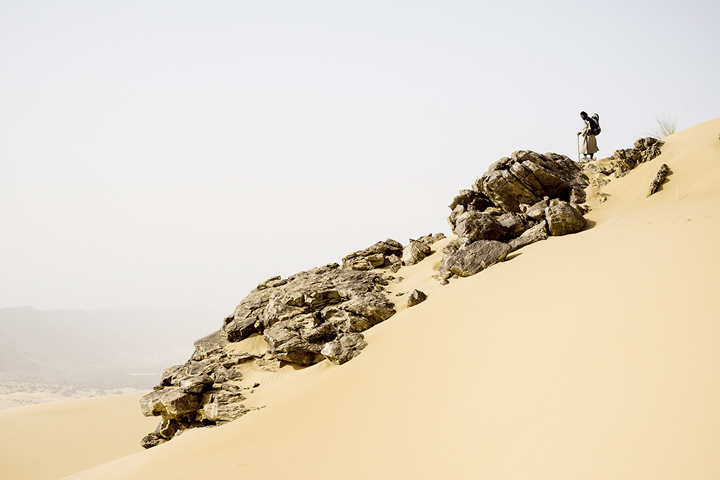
left=650, top=115, right=677, bottom=139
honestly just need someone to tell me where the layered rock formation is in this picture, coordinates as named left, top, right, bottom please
left=441, top=150, right=590, bottom=279
left=140, top=237, right=445, bottom=448
left=581, top=137, right=666, bottom=200
left=141, top=141, right=661, bottom=447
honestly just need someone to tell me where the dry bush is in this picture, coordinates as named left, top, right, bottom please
left=650, top=115, right=677, bottom=139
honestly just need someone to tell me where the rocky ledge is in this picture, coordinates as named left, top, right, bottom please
left=139, top=236, right=445, bottom=448
left=141, top=142, right=661, bottom=448
left=440, top=150, right=590, bottom=279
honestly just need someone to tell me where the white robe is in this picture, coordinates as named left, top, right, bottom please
left=580, top=119, right=599, bottom=155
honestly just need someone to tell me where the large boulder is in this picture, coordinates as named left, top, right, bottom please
left=440, top=240, right=512, bottom=277
left=140, top=388, right=203, bottom=419
left=545, top=200, right=586, bottom=236
left=453, top=211, right=505, bottom=243
left=520, top=198, right=549, bottom=222
left=263, top=320, right=322, bottom=366
left=497, top=212, right=531, bottom=240
left=447, top=151, right=588, bottom=253
left=321, top=333, right=368, bottom=365
left=473, top=151, right=588, bottom=214
left=508, top=220, right=549, bottom=251
left=337, top=294, right=396, bottom=332
left=402, top=240, right=432, bottom=266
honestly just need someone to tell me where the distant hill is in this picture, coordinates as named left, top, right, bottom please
left=0, top=306, right=223, bottom=390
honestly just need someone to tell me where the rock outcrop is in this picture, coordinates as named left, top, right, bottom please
left=448, top=151, right=588, bottom=231
left=139, top=142, right=631, bottom=447
left=545, top=199, right=587, bottom=236
left=648, top=164, right=671, bottom=196
left=342, top=239, right=403, bottom=272
left=580, top=137, right=667, bottom=203
left=443, top=150, right=590, bottom=282
left=608, top=137, right=664, bottom=178
left=141, top=235, right=448, bottom=448
left=440, top=240, right=512, bottom=277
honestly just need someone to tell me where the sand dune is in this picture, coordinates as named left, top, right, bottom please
left=3, top=118, right=720, bottom=480
left=0, top=394, right=158, bottom=480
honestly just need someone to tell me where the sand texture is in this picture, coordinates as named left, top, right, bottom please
left=3, top=118, right=720, bottom=480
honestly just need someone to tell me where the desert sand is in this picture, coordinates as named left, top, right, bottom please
left=3, top=117, right=719, bottom=480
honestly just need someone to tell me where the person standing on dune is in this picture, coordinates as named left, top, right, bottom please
left=578, top=111, right=599, bottom=159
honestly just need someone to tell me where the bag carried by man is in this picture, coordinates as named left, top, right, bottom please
left=589, top=113, right=601, bottom=135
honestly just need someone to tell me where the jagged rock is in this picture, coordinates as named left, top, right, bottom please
left=610, top=137, right=664, bottom=178
left=417, top=232, right=446, bottom=245
left=471, top=151, right=588, bottom=214
left=262, top=296, right=309, bottom=327
left=264, top=321, right=322, bottom=366
left=440, top=240, right=511, bottom=277
left=545, top=200, right=586, bottom=236
left=321, top=333, right=368, bottom=365
left=508, top=220, right=549, bottom=251
left=338, top=293, right=396, bottom=331
left=199, top=390, right=248, bottom=423
left=447, top=151, right=588, bottom=250
left=449, top=189, right=492, bottom=212
left=497, top=212, right=531, bottom=240
left=200, top=401, right=248, bottom=423
left=160, top=364, right=184, bottom=386
left=442, top=238, right=462, bottom=255
left=140, top=388, right=203, bottom=419
left=590, top=177, right=610, bottom=188
left=302, top=319, right=337, bottom=343
left=224, top=317, right=257, bottom=343
left=257, top=276, right=288, bottom=290
left=211, top=364, right=243, bottom=383
left=141, top=432, right=167, bottom=449
left=385, top=254, right=402, bottom=272
left=192, top=330, right=227, bottom=360
left=407, top=289, right=427, bottom=307
left=648, top=164, right=671, bottom=196
left=402, top=240, right=432, bottom=266
left=453, top=211, right=505, bottom=243
left=521, top=198, right=549, bottom=221
left=180, top=375, right=214, bottom=393
left=342, top=239, right=403, bottom=271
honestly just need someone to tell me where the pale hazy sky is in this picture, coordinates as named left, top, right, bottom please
left=2, top=0, right=718, bottom=316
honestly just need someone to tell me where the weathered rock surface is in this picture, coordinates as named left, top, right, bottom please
left=342, top=239, right=403, bottom=271
left=402, top=240, right=432, bottom=266
left=508, top=220, right=548, bottom=252
left=141, top=235, right=450, bottom=448
left=453, top=212, right=505, bottom=243
left=454, top=150, right=589, bottom=218
left=609, top=137, right=664, bottom=178
left=440, top=240, right=512, bottom=277
left=648, top=163, right=671, bottom=196
left=444, top=150, right=591, bottom=280
left=416, top=232, right=447, bottom=245
left=579, top=137, right=666, bottom=204
left=321, top=333, right=368, bottom=365
left=407, top=289, right=427, bottom=307
left=545, top=200, right=587, bottom=236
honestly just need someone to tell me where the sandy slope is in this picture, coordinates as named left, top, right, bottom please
left=5, top=118, right=720, bottom=480
left=0, top=394, right=158, bottom=480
